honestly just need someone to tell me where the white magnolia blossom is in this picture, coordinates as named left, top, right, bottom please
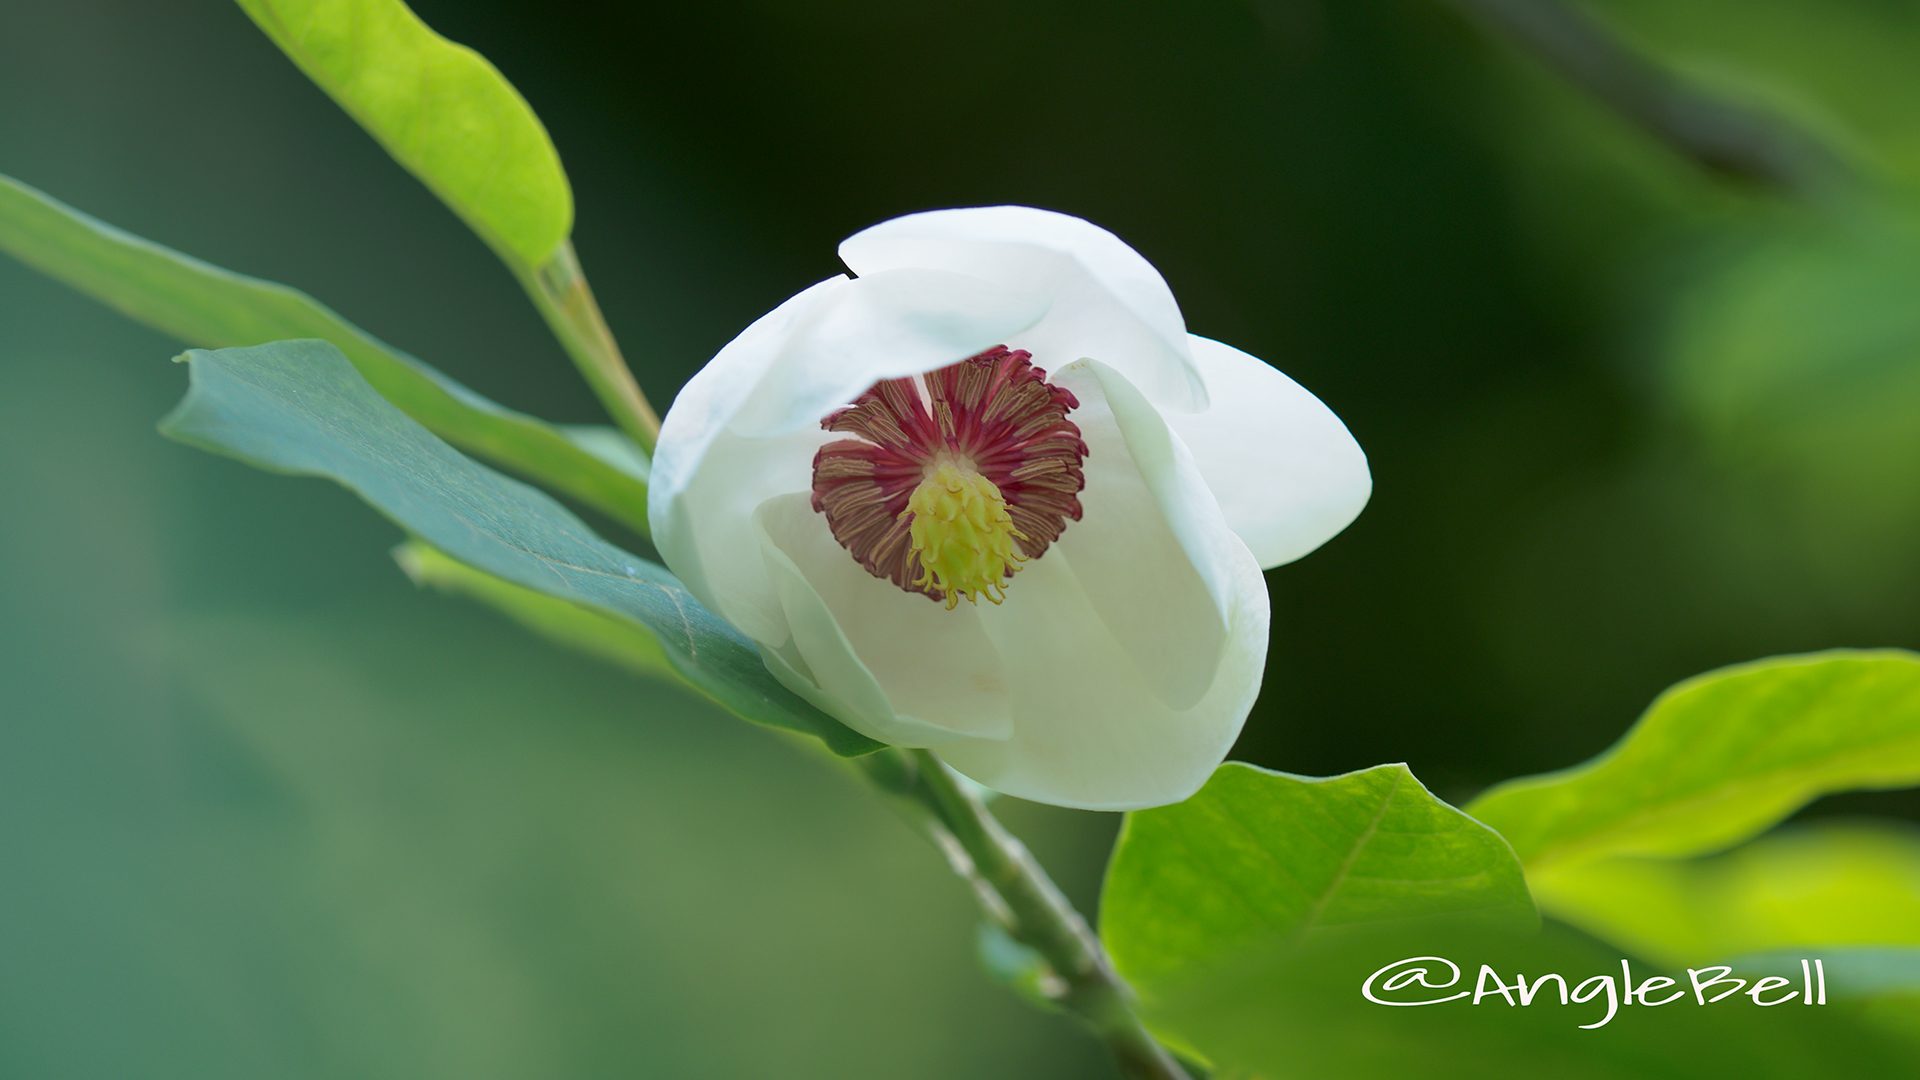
left=649, top=207, right=1370, bottom=809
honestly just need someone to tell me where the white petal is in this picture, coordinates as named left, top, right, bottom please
left=927, top=360, right=1270, bottom=810
left=731, top=266, right=1050, bottom=437
left=648, top=276, right=843, bottom=642
left=738, top=363, right=1254, bottom=801
left=839, top=206, right=1207, bottom=409
left=649, top=271, right=1047, bottom=643
left=1044, top=360, right=1232, bottom=709
left=754, top=494, right=1013, bottom=746
left=935, top=538, right=1270, bottom=811
left=1163, top=335, right=1371, bottom=569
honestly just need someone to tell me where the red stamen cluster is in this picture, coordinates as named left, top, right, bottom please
left=810, top=346, right=1089, bottom=601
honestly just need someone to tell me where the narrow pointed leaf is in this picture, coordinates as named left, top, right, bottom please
left=0, top=173, right=649, bottom=535
left=236, top=0, right=572, bottom=268
left=1468, top=651, right=1920, bottom=869
left=162, top=340, right=878, bottom=756
left=233, top=0, right=659, bottom=456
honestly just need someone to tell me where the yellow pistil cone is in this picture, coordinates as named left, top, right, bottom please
left=903, top=460, right=1028, bottom=608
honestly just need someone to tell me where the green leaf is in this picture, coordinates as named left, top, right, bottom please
left=1102, top=774, right=1907, bottom=1076
left=1528, top=822, right=1920, bottom=968
left=1136, top=923, right=1914, bottom=1080
left=235, top=0, right=661, bottom=456
left=1468, top=651, right=1920, bottom=869
left=1100, top=763, right=1536, bottom=993
left=161, top=340, right=878, bottom=757
left=236, top=0, right=572, bottom=269
left=1726, top=947, right=1920, bottom=1056
left=1732, top=947, right=1920, bottom=1000
left=394, top=541, right=675, bottom=681
left=0, top=173, right=650, bottom=536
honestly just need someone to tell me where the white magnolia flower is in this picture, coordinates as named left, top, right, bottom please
left=649, top=207, right=1369, bottom=809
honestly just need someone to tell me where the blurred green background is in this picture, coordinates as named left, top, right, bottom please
left=3, top=1, right=1918, bottom=1076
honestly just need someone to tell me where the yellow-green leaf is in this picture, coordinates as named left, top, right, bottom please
left=1101, top=763, right=1536, bottom=992
left=1133, top=924, right=1910, bottom=1079
left=1095, top=765, right=1912, bottom=1079
left=1469, top=651, right=1920, bottom=869
left=237, top=0, right=572, bottom=268
left=1531, top=822, right=1920, bottom=967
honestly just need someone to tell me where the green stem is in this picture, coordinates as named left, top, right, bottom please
left=861, top=749, right=1191, bottom=1080
left=520, top=241, right=663, bottom=454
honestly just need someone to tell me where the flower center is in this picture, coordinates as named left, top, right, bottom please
left=810, top=346, right=1088, bottom=607
left=903, top=459, right=1029, bottom=609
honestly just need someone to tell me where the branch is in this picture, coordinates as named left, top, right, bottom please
left=1439, top=0, right=1860, bottom=199
left=860, top=750, right=1191, bottom=1080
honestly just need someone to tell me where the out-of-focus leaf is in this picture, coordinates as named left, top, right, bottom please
left=1529, top=822, right=1920, bottom=967
left=1666, top=220, right=1920, bottom=429
left=1100, top=763, right=1535, bottom=993
left=236, top=0, right=572, bottom=269
left=1469, top=651, right=1920, bottom=869
left=1733, top=947, right=1920, bottom=1000
left=1731, top=946, right=1920, bottom=1054
left=160, top=340, right=878, bottom=757
left=1662, top=215, right=1920, bottom=460
left=0, top=173, right=650, bottom=535
left=1140, top=923, right=1913, bottom=1080
left=1656, top=215, right=1920, bottom=577
left=394, top=541, right=674, bottom=682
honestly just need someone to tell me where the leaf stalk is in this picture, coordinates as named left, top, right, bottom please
left=522, top=242, right=663, bottom=454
